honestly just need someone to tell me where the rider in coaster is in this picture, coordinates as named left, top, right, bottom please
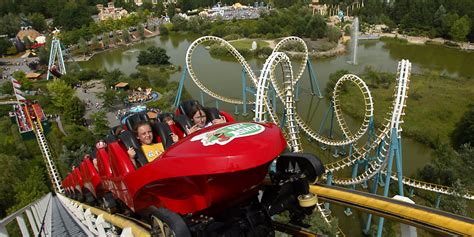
left=186, top=103, right=226, bottom=134
left=127, top=121, right=177, bottom=164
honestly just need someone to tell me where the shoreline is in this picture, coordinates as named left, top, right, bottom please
left=69, top=31, right=161, bottom=62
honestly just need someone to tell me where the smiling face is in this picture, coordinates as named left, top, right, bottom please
left=192, top=110, right=207, bottom=128
left=136, top=124, right=154, bottom=145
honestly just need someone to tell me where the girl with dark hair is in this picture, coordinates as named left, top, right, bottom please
left=186, top=103, right=225, bottom=134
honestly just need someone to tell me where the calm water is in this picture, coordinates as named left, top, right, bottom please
left=79, top=33, right=473, bottom=234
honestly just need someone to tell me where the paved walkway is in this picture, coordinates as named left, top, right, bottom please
left=75, top=80, right=121, bottom=127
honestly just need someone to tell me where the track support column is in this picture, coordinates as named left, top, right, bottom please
left=376, top=128, right=404, bottom=237
left=174, top=66, right=187, bottom=108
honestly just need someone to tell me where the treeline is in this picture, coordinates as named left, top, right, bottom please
left=172, top=4, right=330, bottom=40
left=176, top=0, right=269, bottom=12
left=354, top=0, right=474, bottom=42
left=0, top=114, right=49, bottom=218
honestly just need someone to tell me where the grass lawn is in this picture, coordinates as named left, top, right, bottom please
left=338, top=72, right=474, bottom=148
left=230, top=39, right=269, bottom=50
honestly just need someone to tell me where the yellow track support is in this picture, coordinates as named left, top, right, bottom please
left=309, top=185, right=474, bottom=236
left=66, top=197, right=151, bottom=237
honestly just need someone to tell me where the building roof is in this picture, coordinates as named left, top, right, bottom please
left=16, top=29, right=41, bottom=42
left=115, top=82, right=129, bottom=88
left=26, top=72, right=42, bottom=79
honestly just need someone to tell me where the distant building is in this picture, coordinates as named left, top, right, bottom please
left=16, top=29, right=41, bottom=43
left=97, top=2, right=129, bottom=21
left=310, top=0, right=328, bottom=16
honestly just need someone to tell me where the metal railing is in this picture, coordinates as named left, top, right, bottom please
left=0, top=193, right=52, bottom=237
left=57, top=194, right=151, bottom=237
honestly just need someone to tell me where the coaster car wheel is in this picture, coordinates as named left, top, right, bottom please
left=149, top=207, right=191, bottom=237
left=276, top=153, right=325, bottom=183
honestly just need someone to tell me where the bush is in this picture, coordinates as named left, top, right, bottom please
left=327, top=26, right=342, bottom=43
left=223, top=34, right=241, bottom=41
left=159, top=24, right=169, bottom=35
left=137, top=46, right=170, bottom=65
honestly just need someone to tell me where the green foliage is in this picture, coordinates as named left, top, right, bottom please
left=356, top=0, right=474, bottom=41
left=450, top=15, right=471, bottom=42
left=0, top=37, right=12, bottom=56
left=113, top=30, right=120, bottom=45
left=97, top=89, right=118, bottom=109
left=0, top=13, right=21, bottom=37
left=62, top=124, right=95, bottom=151
left=0, top=81, right=13, bottom=95
left=439, top=179, right=468, bottom=215
left=90, top=35, right=100, bottom=51
left=451, top=104, right=474, bottom=149
left=122, top=30, right=131, bottom=43
left=272, top=0, right=299, bottom=8
left=37, top=46, right=49, bottom=64
left=138, top=24, right=145, bottom=41
left=46, top=79, right=75, bottom=109
left=63, top=97, right=86, bottom=125
left=326, top=70, right=350, bottom=97
left=78, top=37, right=88, bottom=56
left=28, top=13, right=47, bottom=32
left=59, top=144, right=93, bottom=168
left=0, top=154, right=20, bottom=218
left=159, top=24, right=169, bottom=35
left=7, top=167, right=49, bottom=214
left=327, top=26, right=342, bottom=43
left=137, top=46, right=170, bottom=66
left=54, top=0, right=92, bottom=30
left=90, top=110, right=110, bottom=138
left=22, top=36, right=33, bottom=49
left=102, top=34, right=110, bottom=49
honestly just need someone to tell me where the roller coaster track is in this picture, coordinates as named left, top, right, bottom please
left=185, top=36, right=472, bottom=199
left=385, top=172, right=474, bottom=200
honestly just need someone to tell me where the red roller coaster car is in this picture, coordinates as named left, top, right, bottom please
left=62, top=105, right=325, bottom=236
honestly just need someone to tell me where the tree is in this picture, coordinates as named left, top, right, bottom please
left=122, top=29, right=131, bottom=43
left=451, top=104, right=474, bottom=149
left=102, top=34, right=110, bottom=49
left=137, top=46, right=170, bottom=65
left=327, top=26, right=341, bottom=43
left=159, top=24, right=169, bottom=35
left=46, top=79, right=75, bottom=109
left=59, top=144, right=93, bottom=168
left=272, top=0, right=298, bottom=8
left=54, top=0, right=92, bottom=30
left=37, top=46, right=49, bottom=64
left=138, top=24, right=145, bottom=41
left=155, top=1, right=165, bottom=16
left=7, top=167, right=49, bottom=214
left=450, top=16, right=471, bottom=42
left=90, top=35, right=100, bottom=51
left=0, top=13, right=21, bottom=37
left=0, top=38, right=12, bottom=56
left=27, top=13, right=47, bottom=32
left=78, top=37, right=88, bottom=57
left=97, top=89, right=117, bottom=109
left=91, top=110, right=110, bottom=138
left=0, top=154, right=20, bottom=218
left=0, top=81, right=13, bottom=95
left=441, top=13, right=459, bottom=38
left=63, top=96, right=86, bottom=124
left=326, top=70, right=350, bottom=97
left=113, top=30, right=120, bottom=45
left=22, top=36, right=32, bottom=49
left=167, top=3, right=176, bottom=18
